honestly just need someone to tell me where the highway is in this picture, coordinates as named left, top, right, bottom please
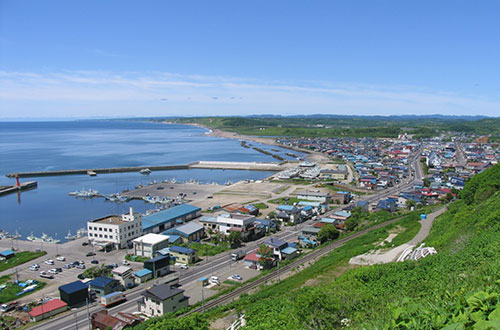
left=32, top=147, right=424, bottom=329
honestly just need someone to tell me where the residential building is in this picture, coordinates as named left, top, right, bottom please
left=112, top=266, right=135, bottom=289
left=87, top=207, right=142, bottom=250
left=133, top=269, right=153, bottom=284
left=133, top=233, right=170, bottom=258
left=137, top=283, right=189, bottom=317
left=199, top=213, right=258, bottom=240
left=263, top=237, right=288, bottom=261
left=142, top=204, right=201, bottom=234
left=275, top=205, right=302, bottom=224
left=168, top=246, right=198, bottom=264
left=89, top=277, right=122, bottom=297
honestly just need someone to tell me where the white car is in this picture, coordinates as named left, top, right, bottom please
left=122, top=260, right=130, bottom=266
left=56, top=256, right=65, bottom=261
left=29, top=264, right=39, bottom=271
left=209, top=276, right=220, bottom=285
left=180, top=264, right=188, bottom=270
left=45, top=260, right=54, bottom=265
left=48, top=268, right=58, bottom=274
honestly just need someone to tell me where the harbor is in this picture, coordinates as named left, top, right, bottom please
left=0, top=181, right=38, bottom=196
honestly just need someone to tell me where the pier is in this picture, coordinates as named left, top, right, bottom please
left=5, top=161, right=287, bottom=178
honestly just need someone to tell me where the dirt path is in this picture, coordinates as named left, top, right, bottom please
left=349, top=206, right=446, bottom=265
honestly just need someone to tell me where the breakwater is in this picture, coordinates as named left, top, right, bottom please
left=6, top=161, right=286, bottom=178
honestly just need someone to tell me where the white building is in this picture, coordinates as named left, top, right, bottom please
left=132, top=233, right=170, bottom=258
left=87, top=207, right=142, bottom=249
left=112, top=266, right=135, bottom=289
left=138, top=284, right=188, bottom=317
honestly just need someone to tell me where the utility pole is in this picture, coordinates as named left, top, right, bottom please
left=201, top=286, right=205, bottom=312
left=86, top=298, right=90, bottom=330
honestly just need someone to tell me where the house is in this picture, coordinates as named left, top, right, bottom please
left=133, top=233, right=170, bottom=258
left=254, top=219, right=277, bottom=233
left=200, top=213, right=259, bottom=240
left=168, top=246, right=198, bottom=264
left=297, top=190, right=331, bottom=203
left=29, top=299, right=68, bottom=322
left=301, top=226, right=321, bottom=242
left=58, top=280, right=89, bottom=307
left=375, top=199, right=397, bottom=212
left=243, top=252, right=260, bottom=269
left=87, top=207, right=142, bottom=250
left=137, top=283, right=189, bottom=317
left=142, top=204, right=201, bottom=234
left=319, top=168, right=347, bottom=180
left=263, top=237, right=288, bottom=260
left=144, top=255, right=170, bottom=278
left=112, top=266, right=135, bottom=289
left=163, top=222, right=205, bottom=243
left=276, top=205, right=302, bottom=224
left=281, top=246, right=299, bottom=260
left=133, top=269, right=153, bottom=284
left=90, top=310, right=142, bottom=330
left=331, top=191, right=351, bottom=204
left=89, top=277, right=122, bottom=297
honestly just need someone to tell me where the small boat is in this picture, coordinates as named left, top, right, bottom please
left=76, top=228, right=87, bottom=238
left=27, top=232, right=38, bottom=241
left=139, top=168, right=151, bottom=175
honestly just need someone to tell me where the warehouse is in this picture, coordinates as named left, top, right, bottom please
left=58, top=281, right=89, bottom=307
left=163, top=222, right=205, bottom=243
left=29, top=299, right=68, bottom=322
left=142, top=204, right=201, bottom=234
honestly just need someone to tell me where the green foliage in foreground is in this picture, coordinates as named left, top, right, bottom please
left=82, top=266, right=112, bottom=279
left=188, top=242, right=230, bottom=257
left=0, top=251, right=47, bottom=272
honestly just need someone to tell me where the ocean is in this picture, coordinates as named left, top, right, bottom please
left=0, top=120, right=304, bottom=241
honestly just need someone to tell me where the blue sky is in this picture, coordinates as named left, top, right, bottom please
left=1, top=1, right=499, bottom=119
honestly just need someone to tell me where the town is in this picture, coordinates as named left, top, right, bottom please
left=0, top=133, right=498, bottom=330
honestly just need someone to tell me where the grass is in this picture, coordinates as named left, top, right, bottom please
left=0, top=251, right=47, bottom=273
left=253, top=203, right=268, bottom=209
left=125, top=254, right=150, bottom=263
left=268, top=197, right=312, bottom=205
left=0, top=275, right=46, bottom=304
left=189, top=242, right=230, bottom=257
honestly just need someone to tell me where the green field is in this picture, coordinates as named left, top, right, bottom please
left=0, top=275, right=46, bottom=304
left=0, top=251, right=47, bottom=272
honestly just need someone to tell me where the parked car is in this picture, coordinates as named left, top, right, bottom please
left=1, top=301, right=18, bottom=312
left=48, top=269, right=58, bottom=274
left=56, top=256, right=65, bottom=262
left=55, top=267, right=63, bottom=273
left=77, top=264, right=86, bottom=269
left=77, top=273, right=85, bottom=280
left=29, top=264, right=40, bottom=271
left=81, top=242, right=89, bottom=246
left=180, top=264, right=189, bottom=270
left=91, top=259, right=99, bottom=264
left=45, top=260, right=54, bottom=265
left=231, top=274, right=243, bottom=281
left=63, top=264, right=72, bottom=269
left=86, top=252, right=95, bottom=257
left=122, top=260, right=130, bottom=266
left=209, top=276, right=220, bottom=285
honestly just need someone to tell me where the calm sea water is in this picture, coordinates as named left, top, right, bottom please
left=0, top=120, right=304, bottom=241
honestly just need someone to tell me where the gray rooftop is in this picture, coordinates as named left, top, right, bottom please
left=142, top=283, right=184, bottom=301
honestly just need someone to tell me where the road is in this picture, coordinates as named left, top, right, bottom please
left=31, top=147, right=425, bottom=329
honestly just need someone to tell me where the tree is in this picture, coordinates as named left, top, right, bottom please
left=406, top=199, right=416, bottom=210
left=228, top=231, right=242, bottom=248
left=318, top=224, right=339, bottom=243
left=256, top=244, right=273, bottom=267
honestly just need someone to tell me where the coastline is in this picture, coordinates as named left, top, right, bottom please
left=162, top=121, right=330, bottom=164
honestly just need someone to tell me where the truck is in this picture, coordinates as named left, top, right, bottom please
left=1, top=301, right=18, bottom=313
left=101, top=291, right=126, bottom=308
left=230, top=250, right=245, bottom=261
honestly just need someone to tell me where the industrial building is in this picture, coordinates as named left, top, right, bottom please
left=163, top=222, right=205, bottom=243
left=58, top=281, right=89, bottom=307
left=144, top=254, right=170, bottom=278
left=142, top=204, right=201, bottom=234
left=29, top=299, right=68, bottom=322
left=87, top=207, right=142, bottom=249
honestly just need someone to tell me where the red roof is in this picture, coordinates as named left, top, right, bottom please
left=29, top=299, right=67, bottom=317
left=244, top=252, right=259, bottom=262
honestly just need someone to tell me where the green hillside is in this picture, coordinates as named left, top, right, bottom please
left=131, top=164, right=500, bottom=330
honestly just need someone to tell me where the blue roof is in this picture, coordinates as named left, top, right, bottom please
left=59, top=280, right=88, bottom=294
left=0, top=250, right=15, bottom=257
left=90, top=277, right=114, bottom=288
left=164, top=222, right=204, bottom=237
left=264, top=237, right=287, bottom=249
left=277, top=205, right=297, bottom=212
left=298, top=201, right=321, bottom=207
left=169, top=245, right=195, bottom=255
left=320, top=218, right=336, bottom=224
left=302, top=206, right=313, bottom=211
left=282, top=247, right=298, bottom=255
left=334, top=210, right=351, bottom=218
left=134, top=268, right=152, bottom=277
left=167, top=235, right=181, bottom=243
left=146, top=254, right=170, bottom=263
left=142, top=204, right=201, bottom=230
left=156, top=248, right=170, bottom=256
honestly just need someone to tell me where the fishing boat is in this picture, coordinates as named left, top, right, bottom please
left=139, top=168, right=151, bottom=175
left=65, top=230, right=77, bottom=240
left=27, top=232, right=38, bottom=241
left=76, top=228, right=87, bottom=238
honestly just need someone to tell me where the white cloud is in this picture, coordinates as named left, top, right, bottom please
left=0, top=70, right=499, bottom=118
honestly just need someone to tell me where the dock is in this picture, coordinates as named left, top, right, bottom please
left=5, top=161, right=288, bottom=178
left=0, top=181, right=38, bottom=196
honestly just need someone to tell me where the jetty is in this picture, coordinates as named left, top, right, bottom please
left=6, top=161, right=288, bottom=178
left=0, top=181, right=37, bottom=196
